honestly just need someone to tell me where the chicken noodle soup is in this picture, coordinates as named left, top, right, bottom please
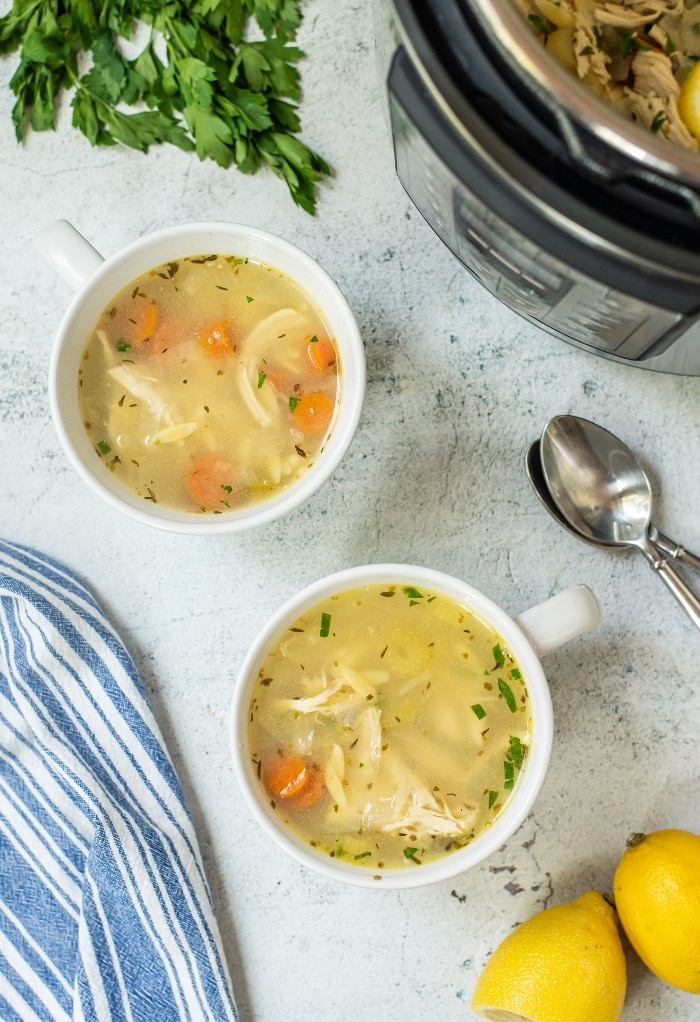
left=516, top=0, right=700, bottom=150
left=247, top=583, right=531, bottom=871
left=78, top=254, right=340, bottom=513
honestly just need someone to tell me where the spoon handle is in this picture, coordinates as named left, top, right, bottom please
left=651, top=528, right=700, bottom=574
left=643, top=545, right=700, bottom=631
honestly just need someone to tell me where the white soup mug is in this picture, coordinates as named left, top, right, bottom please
left=35, top=220, right=366, bottom=534
left=229, top=564, right=601, bottom=889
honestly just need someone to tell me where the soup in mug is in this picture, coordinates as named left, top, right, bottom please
left=247, top=583, right=531, bottom=872
left=78, top=254, right=339, bottom=513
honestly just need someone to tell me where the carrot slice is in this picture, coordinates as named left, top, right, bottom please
left=292, top=392, right=335, bottom=436
left=126, top=302, right=159, bottom=345
left=306, top=337, right=337, bottom=375
left=264, top=369, right=296, bottom=394
left=150, top=317, right=185, bottom=355
left=290, top=765, right=325, bottom=807
left=265, top=755, right=310, bottom=799
left=139, top=304, right=158, bottom=342
left=186, top=451, right=238, bottom=509
left=264, top=755, right=325, bottom=806
left=200, top=320, right=234, bottom=357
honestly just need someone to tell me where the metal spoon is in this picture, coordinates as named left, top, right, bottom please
left=526, top=440, right=616, bottom=551
left=539, top=415, right=700, bottom=630
left=526, top=439, right=700, bottom=569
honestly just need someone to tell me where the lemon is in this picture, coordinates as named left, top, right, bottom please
left=471, top=891, right=626, bottom=1022
left=679, top=61, right=700, bottom=139
left=613, top=828, right=700, bottom=993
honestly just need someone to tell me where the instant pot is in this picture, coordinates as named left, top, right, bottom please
left=375, top=0, right=700, bottom=374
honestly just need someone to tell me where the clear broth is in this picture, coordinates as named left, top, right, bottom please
left=78, top=254, right=339, bottom=514
left=248, top=583, right=531, bottom=872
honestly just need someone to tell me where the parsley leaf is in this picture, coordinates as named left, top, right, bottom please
left=498, top=678, right=518, bottom=713
left=0, top=0, right=329, bottom=213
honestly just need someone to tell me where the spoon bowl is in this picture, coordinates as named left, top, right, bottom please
left=539, top=416, right=653, bottom=547
left=539, top=415, right=700, bottom=630
left=525, top=441, right=621, bottom=552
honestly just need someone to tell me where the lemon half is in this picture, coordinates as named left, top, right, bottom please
left=613, top=828, right=700, bottom=993
left=471, top=891, right=626, bottom=1022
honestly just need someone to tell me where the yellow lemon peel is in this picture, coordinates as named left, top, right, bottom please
left=613, top=828, right=700, bottom=994
left=471, top=891, right=626, bottom=1022
left=679, top=62, right=700, bottom=139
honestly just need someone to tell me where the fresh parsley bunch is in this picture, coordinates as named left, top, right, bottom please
left=0, top=0, right=330, bottom=213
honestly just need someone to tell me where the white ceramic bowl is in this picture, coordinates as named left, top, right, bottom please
left=36, top=220, right=366, bottom=534
left=229, top=563, right=600, bottom=889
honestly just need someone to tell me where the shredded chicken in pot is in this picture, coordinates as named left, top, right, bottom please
left=515, top=0, right=700, bottom=149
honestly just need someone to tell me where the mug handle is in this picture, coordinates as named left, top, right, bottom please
left=34, top=220, right=104, bottom=291
left=515, top=585, right=601, bottom=657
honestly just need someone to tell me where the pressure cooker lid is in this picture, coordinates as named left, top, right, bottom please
left=394, top=0, right=700, bottom=237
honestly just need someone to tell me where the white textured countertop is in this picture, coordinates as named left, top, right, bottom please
left=2, top=2, right=700, bottom=1019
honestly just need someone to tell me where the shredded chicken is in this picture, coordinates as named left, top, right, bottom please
left=277, top=664, right=386, bottom=717
left=378, top=752, right=478, bottom=837
left=516, top=0, right=700, bottom=150
left=318, top=700, right=479, bottom=840
left=108, top=365, right=176, bottom=425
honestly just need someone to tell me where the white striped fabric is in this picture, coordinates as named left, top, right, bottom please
left=0, top=539, right=239, bottom=1021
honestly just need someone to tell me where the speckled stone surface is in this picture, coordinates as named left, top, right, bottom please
left=2, top=2, right=700, bottom=1019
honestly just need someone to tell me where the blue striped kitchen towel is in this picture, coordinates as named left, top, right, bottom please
left=0, top=539, right=239, bottom=1022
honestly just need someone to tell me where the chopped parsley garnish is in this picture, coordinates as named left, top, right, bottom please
left=320, top=612, right=331, bottom=637
left=618, top=29, right=636, bottom=57
left=309, top=334, right=318, bottom=343
left=246, top=295, right=254, bottom=303
left=471, top=703, right=487, bottom=720
left=503, top=759, right=515, bottom=790
left=508, top=735, right=524, bottom=768
left=354, top=851, right=371, bottom=860
left=257, top=371, right=266, bottom=388
left=404, top=587, right=423, bottom=600
left=528, top=13, right=552, bottom=35
left=96, top=440, right=111, bottom=454
left=618, top=29, right=651, bottom=58
left=403, top=847, right=419, bottom=860
left=221, top=484, right=233, bottom=494
left=510, top=667, right=522, bottom=681
left=498, top=678, right=518, bottom=713
left=116, top=340, right=131, bottom=352
left=289, top=397, right=299, bottom=412
left=492, top=643, right=505, bottom=668
left=650, top=110, right=666, bottom=133
left=488, top=790, right=499, bottom=810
